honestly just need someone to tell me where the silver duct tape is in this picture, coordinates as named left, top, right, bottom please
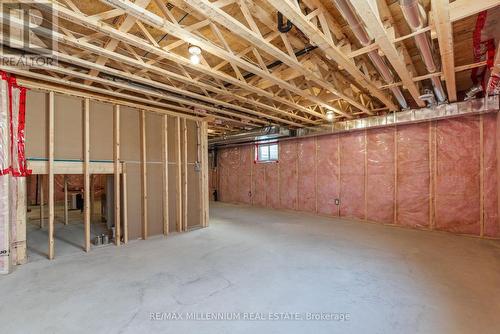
left=210, top=97, right=499, bottom=147
left=298, top=96, right=499, bottom=138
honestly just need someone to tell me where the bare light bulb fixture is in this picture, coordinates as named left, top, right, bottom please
left=326, top=110, right=335, bottom=122
left=188, top=45, right=202, bottom=65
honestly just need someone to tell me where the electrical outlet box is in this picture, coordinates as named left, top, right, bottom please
left=335, top=198, right=340, bottom=205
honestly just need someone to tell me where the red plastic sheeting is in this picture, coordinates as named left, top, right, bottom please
left=279, top=140, right=298, bottom=210
left=316, top=135, right=339, bottom=216
left=297, top=137, right=316, bottom=212
left=435, top=117, right=480, bottom=234
left=484, top=114, right=500, bottom=237
left=238, top=145, right=252, bottom=204
left=366, top=128, right=395, bottom=224
left=396, top=123, right=430, bottom=228
left=340, top=131, right=366, bottom=219
left=266, top=163, right=280, bottom=209
left=252, top=163, right=266, bottom=206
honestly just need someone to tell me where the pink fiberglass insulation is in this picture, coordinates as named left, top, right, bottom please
left=484, top=113, right=500, bottom=237
left=279, top=140, right=298, bottom=210
left=316, top=135, right=340, bottom=216
left=435, top=117, right=480, bottom=235
left=340, top=131, right=366, bottom=219
left=366, top=128, right=395, bottom=224
left=397, top=123, right=430, bottom=228
left=227, top=147, right=240, bottom=203
left=252, top=162, right=266, bottom=206
left=218, top=148, right=230, bottom=202
left=298, top=137, right=316, bottom=212
left=266, top=162, right=280, bottom=209
left=238, top=145, right=253, bottom=204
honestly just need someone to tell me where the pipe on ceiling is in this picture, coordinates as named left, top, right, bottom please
left=400, top=0, right=447, bottom=103
left=331, top=0, right=408, bottom=109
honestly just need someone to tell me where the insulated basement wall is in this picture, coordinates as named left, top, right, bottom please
left=25, top=91, right=202, bottom=241
left=217, top=113, right=500, bottom=238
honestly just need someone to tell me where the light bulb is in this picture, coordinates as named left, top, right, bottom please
left=326, top=110, right=335, bottom=122
left=188, top=45, right=201, bottom=55
left=190, top=54, right=201, bottom=65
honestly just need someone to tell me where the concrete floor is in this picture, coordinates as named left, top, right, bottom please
left=26, top=203, right=110, bottom=261
left=1, top=202, right=500, bottom=334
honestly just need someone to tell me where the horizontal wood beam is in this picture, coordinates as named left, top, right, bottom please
left=265, top=0, right=398, bottom=111
left=450, top=0, right=499, bottom=22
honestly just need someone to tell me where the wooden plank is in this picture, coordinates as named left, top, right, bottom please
left=40, top=2, right=326, bottom=124
left=176, top=117, right=183, bottom=232
left=113, top=104, right=121, bottom=245
left=183, top=0, right=367, bottom=116
left=393, top=125, right=398, bottom=224
left=122, top=163, right=128, bottom=244
left=428, top=122, right=433, bottom=228
left=349, top=0, right=425, bottom=107
left=140, top=110, right=148, bottom=240
left=183, top=118, right=188, bottom=231
left=200, top=121, right=209, bottom=227
left=83, top=98, right=91, bottom=252
left=64, top=176, right=68, bottom=225
left=162, top=115, right=169, bottom=235
left=27, top=160, right=119, bottom=175
left=39, top=175, right=44, bottom=228
left=15, top=178, right=27, bottom=264
left=431, top=121, right=437, bottom=230
left=266, top=0, right=398, bottom=111
left=48, top=91, right=55, bottom=260
left=449, top=0, right=499, bottom=22
left=432, top=0, right=456, bottom=102
left=480, top=115, right=484, bottom=237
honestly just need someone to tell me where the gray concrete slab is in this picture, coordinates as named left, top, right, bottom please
left=1, top=202, right=500, bottom=334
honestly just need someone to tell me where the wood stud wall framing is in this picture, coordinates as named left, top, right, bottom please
left=29, top=89, right=209, bottom=260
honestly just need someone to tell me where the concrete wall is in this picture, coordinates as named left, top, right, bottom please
left=25, top=91, right=202, bottom=240
left=216, top=113, right=500, bottom=238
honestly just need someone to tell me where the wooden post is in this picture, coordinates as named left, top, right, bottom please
left=83, top=98, right=90, bottom=252
left=140, top=110, right=148, bottom=239
left=314, top=136, right=318, bottom=214
left=39, top=175, right=44, bottom=228
left=394, top=126, right=398, bottom=225
left=122, top=163, right=128, bottom=244
left=480, top=114, right=484, bottom=237
left=182, top=118, right=188, bottom=231
left=113, top=104, right=121, bottom=245
left=48, top=91, right=55, bottom=260
left=364, top=129, right=368, bottom=221
left=337, top=135, right=341, bottom=217
left=176, top=117, right=182, bottom=232
left=90, top=175, right=94, bottom=222
left=431, top=121, right=437, bottom=230
left=64, top=175, right=68, bottom=225
left=200, top=121, right=209, bottom=227
left=15, top=177, right=27, bottom=264
left=162, top=115, right=169, bottom=235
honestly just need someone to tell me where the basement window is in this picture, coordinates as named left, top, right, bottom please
left=255, top=142, right=278, bottom=163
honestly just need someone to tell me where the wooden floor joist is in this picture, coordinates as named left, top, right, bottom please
left=48, top=91, right=55, bottom=260
left=83, top=97, right=91, bottom=252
